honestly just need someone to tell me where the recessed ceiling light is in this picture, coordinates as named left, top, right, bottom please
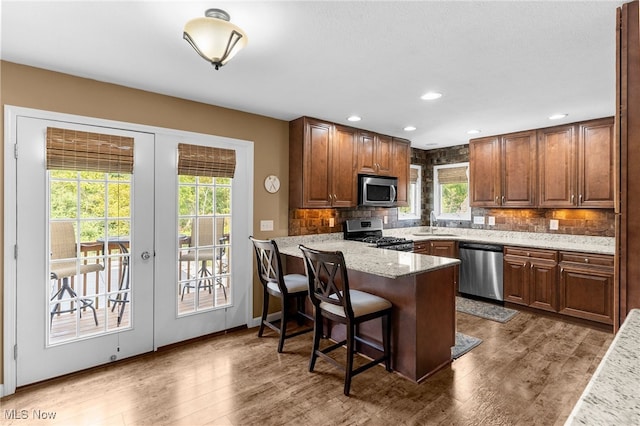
left=420, top=91, right=443, bottom=101
left=347, top=115, right=361, bottom=122
left=424, top=143, right=438, bottom=147
left=467, top=129, right=481, bottom=135
left=549, top=113, right=568, bottom=120
left=404, top=126, right=416, bottom=132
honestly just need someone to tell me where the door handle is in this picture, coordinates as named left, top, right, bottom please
left=141, top=251, right=151, bottom=260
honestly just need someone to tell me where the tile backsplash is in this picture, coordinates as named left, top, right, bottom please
left=288, top=145, right=615, bottom=237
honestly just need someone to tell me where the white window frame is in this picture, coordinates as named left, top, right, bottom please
left=399, top=164, right=421, bottom=220
left=433, top=162, right=471, bottom=221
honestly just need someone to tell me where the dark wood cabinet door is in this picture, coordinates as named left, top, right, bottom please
left=302, top=119, right=332, bottom=208
left=469, top=136, right=501, bottom=207
left=412, top=241, right=430, bottom=254
left=559, top=263, right=614, bottom=325
left=392, top=138, right=411, bottom=206
left=503, top=255, right=530, bottom=305
left=331, top=125, right=358, bottom=207
left=429, top=241, right=457, bottom=258
left=537, top=125, right=576, bottom=207
left=529, top=259, right=558, bottom=312
left=578, top=117, right=615, bottom=208
left=375, top=134, right=393, bottom=175
left=357, top=131, right=376, bottom=174
left=502, top=131, right=537, bottom=207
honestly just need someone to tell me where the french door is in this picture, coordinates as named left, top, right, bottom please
left=8, top=109, right=253, bottom=389
left=15, top=117, right=155, bottom=386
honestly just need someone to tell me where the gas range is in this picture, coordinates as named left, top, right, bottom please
left=343, top=218, right=414, bottom=252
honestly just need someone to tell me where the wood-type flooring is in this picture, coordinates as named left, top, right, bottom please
left=1, top=309, right=613, bottom=425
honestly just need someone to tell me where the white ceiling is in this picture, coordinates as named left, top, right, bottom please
left=0, top=1, right=624, bottom=149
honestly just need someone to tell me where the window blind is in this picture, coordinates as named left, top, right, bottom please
left=409, top=166, right=419, bottom=184
left=437, top=166, right=468, bottom=184
left=177, top=143, right=236, bottom=178
left=46, top=127, right=134, bottom=174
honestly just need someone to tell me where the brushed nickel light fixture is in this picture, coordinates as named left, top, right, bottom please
left=183, top=8, right=248, bottom=70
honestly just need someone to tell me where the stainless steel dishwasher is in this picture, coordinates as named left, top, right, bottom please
left=458, top=242, right=504, bottom=301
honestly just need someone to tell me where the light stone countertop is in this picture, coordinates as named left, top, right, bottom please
left=386, top=227, right=615, bottom=255
left=565, top=308, right=640, bottom=425
left=275, top=237, right=460, bottom=279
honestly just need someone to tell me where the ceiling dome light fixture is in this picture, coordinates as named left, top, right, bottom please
left=347, top=115, right=362, bottom=122
left=467, top=129, right=481, bottom=135
left=404, top=126, right=417, bottom=132
left=183, top=8, right=248, bottom=70
left=421, top=91, right=443, bottom=101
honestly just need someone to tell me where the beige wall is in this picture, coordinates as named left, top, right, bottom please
left=0, top=61, right=291, bottom=383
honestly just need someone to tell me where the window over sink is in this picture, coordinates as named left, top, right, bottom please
left=399, top=164, right=421, bottom=220
left=433, top=162, right=471, bottom=221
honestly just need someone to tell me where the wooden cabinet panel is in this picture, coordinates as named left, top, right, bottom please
left=332, top=125, right=358, bottom=207
left=578, top=118, right=615, bottom=208
left=537, top=125, right=576, bottom=207
left=502, top=131, right=537, bottom=207
left=504, top=247, right=558, bottom=311
left=392, top=138, right=411, bottom=207
left=504, top=255, right=530, bottom=305
left=412, top=241, right=430, bottom=254
left=469, top=136, right=501, bottom=206
left=304, top=120, right=332, bottom=207
left=376, top=134, right=393, bottom=175
left=618, top=0, right=640, bottom=326
left=357, top=131, right=376, bottom=174
left=529, top=259, right=558, bottom=312
left=559, top=252, right=614, bottom=324
left=429, top=240, right=457, bottom=258
left=289, top=117, right=358, bottom=208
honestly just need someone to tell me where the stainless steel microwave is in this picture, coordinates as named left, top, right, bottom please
left=358, top=174, right=398, bottom=207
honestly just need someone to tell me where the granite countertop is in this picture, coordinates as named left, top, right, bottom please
left=565, top=309, right=640, bottom=425
left=275, top=237, right=460, bottom=279
left=385, top=227, right=615, bottom=255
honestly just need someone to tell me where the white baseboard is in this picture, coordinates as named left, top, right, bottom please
left=249, top=311, right=281, bottom=328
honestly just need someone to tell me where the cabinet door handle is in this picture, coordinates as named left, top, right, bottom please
left=585, top=258, right=589, bottom=263
left=523, top=262, right=527, bottom=267
left=495, top=196, right=500, bottom=204
left=579, top=194, right=583, bottom=204
left=502, top=196, right=505, bottom=204
left=571, top=194, right=575, bottom=203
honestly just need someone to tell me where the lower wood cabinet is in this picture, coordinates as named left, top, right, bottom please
left=413, top=240, right=457, bottom=258
left=504, top=247, right=558, bottom=312
left=503, top=246, right=614, bottom=325
left=559, top=252, right=614, bottom=325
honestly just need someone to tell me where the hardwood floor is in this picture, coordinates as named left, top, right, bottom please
left=2, top=309, right=612, bottom=425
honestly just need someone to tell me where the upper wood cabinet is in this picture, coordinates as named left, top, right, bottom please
left=289, top=117, right=358, bottom=208
left=392, top=138, right=411, bottom=207
left=471, top=117, right=614, bottom=209
left=289, top=116, right=409, bottom=209
left=358, top=133, right=393, bottom=176
left=469, top=131, right=536, bottom=207
left=538, top=117, right=614, bottom=208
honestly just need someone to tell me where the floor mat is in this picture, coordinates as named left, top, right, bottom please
left=456, top=296, right=519, bottom=323
left=451, top=332, right=482, bottom=359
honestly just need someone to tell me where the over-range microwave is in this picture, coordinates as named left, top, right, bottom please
left=358, top=174, right=398, bottom=207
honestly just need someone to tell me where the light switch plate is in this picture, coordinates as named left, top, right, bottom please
left=488, top=216, right=496, bottom=226
left=329, top=218, right=335, bottom=227
left=473, top=216, right=485, bottom=225
left=260, top=220, right=274, bottom=231
left=549, top=219, right=559, bottom=230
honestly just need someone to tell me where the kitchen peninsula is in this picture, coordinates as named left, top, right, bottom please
left=275, top=235, right=460, bottom=383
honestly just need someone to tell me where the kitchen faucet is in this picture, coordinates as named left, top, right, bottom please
left=429, top=211, right=437, bottom=234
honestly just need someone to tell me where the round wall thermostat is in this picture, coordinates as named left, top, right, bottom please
left=264, top=175, right=280, bottom=193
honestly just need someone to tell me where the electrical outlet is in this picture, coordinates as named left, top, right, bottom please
left=549, top=219, right=559, bottom=230
left=473, top=216, right=485, bottom=225
left=383, top=215, right=388, bottom=224
left=488, top=216, right=495, bottom=226
left=260, top=220, right=274, bottom=231
left=329, top=217, right=335, bottom=227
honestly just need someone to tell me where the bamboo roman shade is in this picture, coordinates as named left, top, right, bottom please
left=409, top=167, right=419, bottom=184
left=437, top=166, right=468, bottom=184
left=46, top=127, right=134, bottom=174
left=177, top=143, right=236, bottom=178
